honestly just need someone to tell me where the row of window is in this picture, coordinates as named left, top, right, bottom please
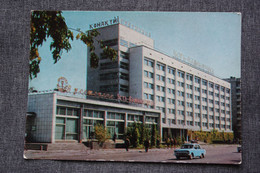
left=143, top=58, right=230, bottom=93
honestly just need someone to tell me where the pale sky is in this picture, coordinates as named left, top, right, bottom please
left=29, top=11, right=241, bottom=91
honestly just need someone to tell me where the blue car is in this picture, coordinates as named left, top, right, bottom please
left=174, top=143, right=206, bottom=160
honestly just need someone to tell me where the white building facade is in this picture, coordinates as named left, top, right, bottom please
left=87, top=21, right=232, bottom=138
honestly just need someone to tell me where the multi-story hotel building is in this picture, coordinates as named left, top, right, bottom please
left=87, top=19, right=232, bottom=138
left=224, top=77, right=241, bottom=141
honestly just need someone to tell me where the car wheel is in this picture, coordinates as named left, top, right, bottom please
left=189, top=153, right=194, bottom=160
left=176, top=156, right=180, bottom=160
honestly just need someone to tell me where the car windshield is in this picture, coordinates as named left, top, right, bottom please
left=181, top=145, right=193, bottom=149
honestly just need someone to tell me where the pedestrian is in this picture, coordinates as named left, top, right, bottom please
left=144, top=139, right=149, bottom=152
left=170, top=138, right=174, bottom=149
left=174, top=138, right=177, bottom=149
left=156, top=138, right=160, bottom=148
left=166, top=137, right=170, bottom=149
left=113, top=132, right=117, bottom=143
left=125, top=138, right=130, bottom=151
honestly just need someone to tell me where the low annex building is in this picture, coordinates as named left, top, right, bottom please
left=26, top=92, right=161, bottom=143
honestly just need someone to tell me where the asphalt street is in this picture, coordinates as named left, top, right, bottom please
left=24, top=144, right=241, bottom=165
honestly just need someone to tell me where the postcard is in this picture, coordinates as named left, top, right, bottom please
left=24, top=11, right=241, bottom=164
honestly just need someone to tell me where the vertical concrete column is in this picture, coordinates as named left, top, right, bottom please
left=191, top=75, right=195, bottom=130
left=199, top=78, right=202, bottom=129
left=164, top=64, right=168, bottom=127
left=174, top=69, right=178, bottom=125
left=124, top=113, right=127, bottom=130
left=183, top=71, right=186, bottom=126
left=206, top=83, right=210, bottom=130
left=213, top=83, right=216, bottom=129
left=104, top=111, right=107, bottom=128
left=79, top=104, right=84, bottom=143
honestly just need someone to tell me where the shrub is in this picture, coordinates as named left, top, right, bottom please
left=94, top=124, right=110, bottom=144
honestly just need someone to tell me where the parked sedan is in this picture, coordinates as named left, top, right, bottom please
left=174, top=143, right=206, bottom=160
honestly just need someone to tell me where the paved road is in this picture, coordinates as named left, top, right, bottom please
left=24, top=144, right=241, bottom=164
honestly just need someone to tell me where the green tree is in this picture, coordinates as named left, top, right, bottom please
left=30, top=11, right=117, bottom=79
left=151, top=124, right=158, bottom=147
left=94, top=124, right=110, bottom=144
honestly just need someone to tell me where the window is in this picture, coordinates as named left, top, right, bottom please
left=177, top=91, right=184, bottom=97
left=195, top=76, right=201, bottom=84
left=226, top=88, right=230, bottom=93
left=149, top=83, right=154, bottom=89
left=168, top=67, right=175, bottom=75
left=144, top=71, right=154, bottom=79
left=195, top=95, right=200, bottom=100
left=202, top=97, right=207, bottom=102
left=209, top=99, right=213, bottom=104
left=209, top=91, right=213, bottom=96
left=203, top=114, right=208, bottom=119
left=187, top=111, right=193, bottom=117
left=186, top=102, right=193, bottom=108
left=186, top=84, right=192, bottom=90
left=120, top=38, right=128, bottom=47
left=178, top=110, right=185, bottom=115
left=102, top=39, right=118, bottom=47
left=177, top=70, right=184, bottom=78
left=144, top=58, right=154, bottom=67
left=156, top=74, right=165, bottom=82
left=186, top=93, right=193, bottom=99
left=156, top=63, right=165, bottom=71
left=100, top=72, right=117, bottom=81
left=202, top=79, right=207, bottom=86
left=129, top=42, right=136, bottom=48
left=221, top=86, right=225, bottom=92
left=177, top=81, right=184, bottom=87
left=202, top=89, right=207, bottom=94
left=178, top=100, right=185, bottom=106
left=209, top=82, right=213, bottom=88
left=120, top=84, right=128, bottom=92
left=168, top=88, right=175, bottom=94
left=215, top=93, right=219, bottom=97
left=120, top=61, right=129, bottom=70
left=144, top=93, right=154, bottom=100
left=168, top=108, right=175, bottom=114
left=120, top=51, right=129, bottom=60
left=100, top=84, right=118, bottom=92
left=195, top=104, right=200, bottom=109
left=157, top=96, right=165, bottom=102
left=186, top=74, right=193, bottom=81
left=195, top=87, right=200, bottom=92
left=215, top=108, right=220, bottom=113
left=120, top=72, right=129, bottom=80
left=144, top=71, right=148, bottom=77
left=195, top=113, right=201, bottom=118
left=144, top=82, right=148, bottom=88
left=167, top=78, right=175, bottom=84
left=215, top=84, right=219, bottom=90
left=100, top=62, right=118, bottom=70
left=168, top=98, right=175, bottom=104
left=202, top=106, right=207, bottom=110
left=209, top=107, right=214, bottom=111
left=215, top=101, right=219, bottom=105
left=149, top=94, right=154, bottom=100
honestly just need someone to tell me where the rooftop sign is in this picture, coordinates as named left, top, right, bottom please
left=89, top=16, right=119, bottom=30
left=89, top=16, right=151, bottom=37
